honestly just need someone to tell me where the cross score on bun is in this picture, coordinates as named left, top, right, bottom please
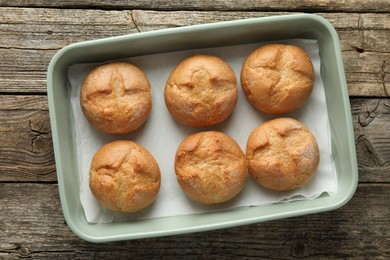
left=89, top=140, right=161, bottom=212
left=241, top=44, right=314, bottom=114
left=80, top=61, right=152, bottom=134
left=246, top=118, right=320, bottom=191
left=164, top=55, right=238, bottom=127
left=174, top=131, right=247, bottom=204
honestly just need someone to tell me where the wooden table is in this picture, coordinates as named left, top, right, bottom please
left=1, top=1, right=389, bottom=258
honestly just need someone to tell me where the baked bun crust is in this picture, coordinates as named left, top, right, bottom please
left=175, top=131, right=247, bottom=204
left=164, top=55, right=238, bottom=127
left=241, top=44, right=314, bottom=114
left=80, top=61, right=152, bottom=134
left=89, top=140, right=160, bottom=212
left=246, top=118, right=320, bottom=191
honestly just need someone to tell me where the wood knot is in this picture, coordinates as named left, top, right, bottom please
left=18, top=244, right=32, bottom=257
left=291, top=241, right=308, bottom=258
left=28, top=112, right=52, bottom=153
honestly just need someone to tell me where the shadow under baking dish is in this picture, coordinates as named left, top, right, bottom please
left=47, top=14, right=358, bottom=243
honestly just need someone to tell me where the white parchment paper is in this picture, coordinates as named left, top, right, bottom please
left=69, top=39, right=338, bottom=223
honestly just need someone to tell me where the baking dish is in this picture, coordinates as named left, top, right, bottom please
left=47, top=14, right=358, bottom=242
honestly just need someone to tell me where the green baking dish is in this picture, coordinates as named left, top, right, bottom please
left=47, top=14, right=358, bottom=242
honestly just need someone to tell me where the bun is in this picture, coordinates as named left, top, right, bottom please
left=175, top=131, right=247, bottom=204
left=89, top=140, right=160, bottom=212
left=246, top=118, right=320, bottom=191
left=241, top=44, right=314, bottom=114
left=80, top=61, right=152, bottom=134
left=164, top=55, right=238, bottom=127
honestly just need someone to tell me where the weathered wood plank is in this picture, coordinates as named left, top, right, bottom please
left=0, top=8, right=136, bottom=50
left=132, top=11, right=390, bottom=30
left=0, top=0, right=389, bottom=13
left=0, top=96, right=389, bottom=183
left=0, top=183, right=388, bottom=258
left=2, top=8, right=389, bottom=49
left=352, top=99, right=390, bottom=180
left=0, top=8, right=389, bottom=96
left=345, top=50, right=389, bottom=97
left=0, top=95, right=55, bottom=182
left=0, top=48, right=56, bottom=94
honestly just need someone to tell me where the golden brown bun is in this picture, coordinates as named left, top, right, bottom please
left=241, top=44, right=314, bottom=114
left=246, top=118, right=319, bottom=191
left=175, top=131, right=247, bottom=204
left=89, top=140, right=160, bottom=212
left=164, top=55, right=238, bottom=127
left=80, top=61, right=152, bottom=134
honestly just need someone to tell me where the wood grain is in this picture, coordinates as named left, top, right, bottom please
left=0, top=95, right=55, bottom=182
left=0, top=183, right=388, bottom=258
left=0, top=8, right=388, bottom=96
left=0, top=95, right=389, bottom=183
left=0, top=7, right=136, bottom=49
left=0, top=0, right=389, bottom=12
left=352, top=99, right=390, bottom=180
left=132, top=11, right=390, bottom=31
